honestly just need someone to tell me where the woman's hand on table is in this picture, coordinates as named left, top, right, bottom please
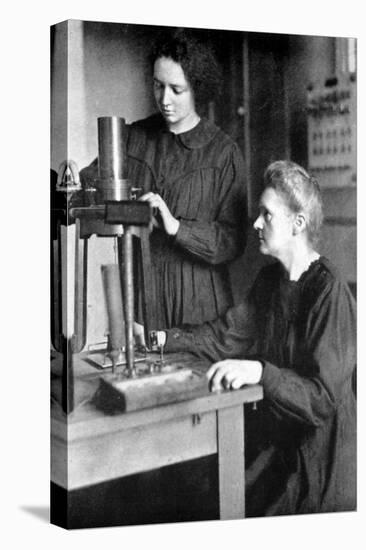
left=139, top=192, right=180, bottom=236
left=206, top=359, right=263, bottom=392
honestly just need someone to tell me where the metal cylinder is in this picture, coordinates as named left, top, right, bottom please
left=97, top=116, right=130, bottom=202
left=102, top=264, right=125, bottom=371
left=98, top=116, right=127, bottom=180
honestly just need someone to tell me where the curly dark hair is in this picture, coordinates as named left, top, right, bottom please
left=149, top=28, right=222, bottom=105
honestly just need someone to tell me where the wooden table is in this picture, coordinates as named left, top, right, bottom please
left=51, top=352, right=263, bottom=521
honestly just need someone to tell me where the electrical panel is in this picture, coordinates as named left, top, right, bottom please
left=307, top=75, right=356, bottom=187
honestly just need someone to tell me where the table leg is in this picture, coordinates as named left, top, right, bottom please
left=217, top=404, right=245, bottom=520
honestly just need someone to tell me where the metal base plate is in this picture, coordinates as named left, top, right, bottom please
left=87, top=351, right=146, bottom=369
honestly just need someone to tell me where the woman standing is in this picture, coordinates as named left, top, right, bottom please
left=81, top=28, right=247, bottom=329
left=129, top=29, right=247, bottom=328
left=165, top=160, right=356, bottom=516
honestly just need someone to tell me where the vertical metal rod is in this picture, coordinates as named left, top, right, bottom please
left=116, top=236, right=124, bottom=375
left=51, top=220, right=62, bottom=351
left=123, top=226, right=135, bottom=375
left=62, top=337, right=74, bottom=414
left=72, top=218, right=88, bottom=353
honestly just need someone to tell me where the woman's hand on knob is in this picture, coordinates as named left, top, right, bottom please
left=139, top=192, right=180, bottom=236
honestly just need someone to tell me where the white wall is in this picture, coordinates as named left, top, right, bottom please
left=51, top=20, right=155, bottom=171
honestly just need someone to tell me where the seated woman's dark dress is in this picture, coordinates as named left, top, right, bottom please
left=166, top=256, right=357, bottom=516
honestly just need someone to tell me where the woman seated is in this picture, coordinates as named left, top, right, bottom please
left=161, top=160, right=356, bottom=517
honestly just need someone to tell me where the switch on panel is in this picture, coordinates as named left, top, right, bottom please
left=307, top=75, right=356, bottom=183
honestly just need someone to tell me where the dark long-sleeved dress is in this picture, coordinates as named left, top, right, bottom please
left=165, top=256, right=357, bottom=516
left=80, top=114, right=247, bottom=329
